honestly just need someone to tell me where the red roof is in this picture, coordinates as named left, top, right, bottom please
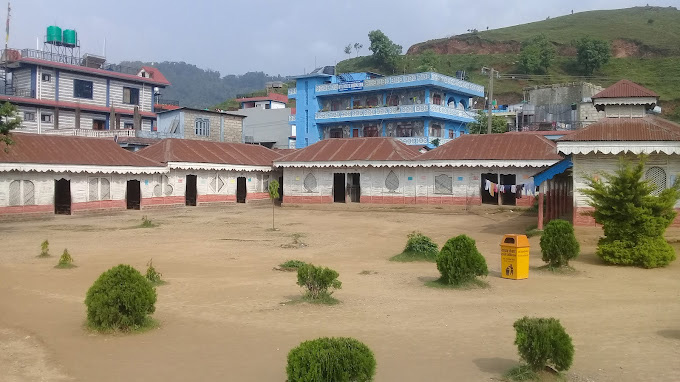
left=418, top=134, right=562, bottom=161
left=506, top=130, right=574, bottom=136
left=558, top=116, right=680, bottom=142
left=137, top=139, right=282, bottom=166
left=276, top=137, right=420, bottom=162
left=17, top=56, right=170, bottom=86
left=0, top=95, right=156, bottom=118
left=0, top=133, right=162, bottom=167
left=593, top=80, right=659, bottom=99
left=237, top=93, right=289, bottom=104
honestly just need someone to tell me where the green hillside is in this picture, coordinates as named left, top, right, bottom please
left=336, top=6, right=680, bottom=122
left=413, top=6, right=680, bottom=55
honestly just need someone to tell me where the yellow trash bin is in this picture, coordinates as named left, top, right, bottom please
left=500, top=234, right=530, bottom=280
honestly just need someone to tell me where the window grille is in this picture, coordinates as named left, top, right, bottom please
left=23, top=181, right=35, bottom=205
left=434, top=174, right=453, bottom=194
left=303, top=173, right=317, bottom=192
left=385, top=170, right=399, bottom=192
left=646, top=167, right=667, bottom=196
left=89, top=178, right=99, bottom=201
left=100, top=179, right=110, bottom=200
left=8, top=180, right=20, bottom=206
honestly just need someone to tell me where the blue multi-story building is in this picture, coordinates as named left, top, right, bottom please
left=288, top=69, right=484, bottom=148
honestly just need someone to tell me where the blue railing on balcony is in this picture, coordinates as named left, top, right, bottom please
left=315, top=104, right=476, bottom=121
left=315, top=72, right=484, bottom=95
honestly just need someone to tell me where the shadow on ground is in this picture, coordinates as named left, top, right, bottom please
left=473, top=357, right=518, bottom=374
left=657, top=329, right=680, bottom=340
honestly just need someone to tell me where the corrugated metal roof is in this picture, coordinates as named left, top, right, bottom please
left=593, top=79, right=659, bottom=99
left=237, top=93, right=289, bottom=104
left=418, top=134, right=562, bottom=161
left=0, top=133, right=163, bottom=167
left=276, top=137, right=420, bottom=163
left=558, top=116, right=680, bottom=142
left=137, top=139, right=282, bottom=166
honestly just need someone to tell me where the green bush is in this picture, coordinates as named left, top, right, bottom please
left=286, top=337, right=376, bottom=382
left=55, top=249, right=75, bottom=268
left=296, top=263, right=341, bottom=299
left=39, top=239, right=50, bottom=257
left=145, top=259, right=164, bottom=285
left=85, top=264, right=157, bottom=331
left=436, top=235, right=488, bottom=285
left=403, top=231, right=439, bottom=260
left=513, top=316, right=574, bottom=372
left=597, top=236, right=676, bottom=268
left=280, top=259, right=307, bottom=271
left=540, top=220, right=580, bottom=267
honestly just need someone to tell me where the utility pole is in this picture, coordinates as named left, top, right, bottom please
left=481, top=66, right=498, bottom=134
left=5, top=2, right=10, bottom=51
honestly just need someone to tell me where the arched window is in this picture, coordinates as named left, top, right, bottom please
left=8, top=180, right=20, bottom=206
left=447, top=97, right=456, bottom=107
left=646, top=167, right=667, bottom=196
left=23, top=181, right=35, bottom=205
left=304, top=173, right=318, bottom=193
left=385, top=170, right=399, bottom=192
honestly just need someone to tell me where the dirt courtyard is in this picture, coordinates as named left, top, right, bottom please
left=1, top=204, right=679, bottom=382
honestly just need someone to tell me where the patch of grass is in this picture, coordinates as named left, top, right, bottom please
left=302, top=293, right=340, bottom=305
left=281, top=233, right=307, bottom=248
left=390, top=252, right=437, bottom=263
left=139, top=216, right=158, bottom=229
left=144, top=259, right=166, bottom=286
left=359, top=270, right=378, bottom=275
left=278, top=259, right=307, bottom=271
left=54, top=262, right=77, bottom=269
left=505, top=365, right=539, bottom=381
left=424, top=277, right=490, bottom=290
left=525, top=224, right=543, bottom=238
left=85, top=316, right=160, bottom=335
left=534, top=264, right=578, bottom=274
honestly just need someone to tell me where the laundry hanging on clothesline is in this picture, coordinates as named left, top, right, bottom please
left=484, top=178, right=536, bottom=198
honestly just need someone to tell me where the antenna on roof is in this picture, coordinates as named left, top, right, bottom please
left=5, top=1, right=10, bottom=51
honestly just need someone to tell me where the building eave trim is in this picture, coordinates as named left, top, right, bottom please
left=273, top=159, right=558, bottom=168
left=0, top=163, right=167, bottom=174
left=167, top=162, right=272, bottom=172
left=557, top=141, right=680, bottom=155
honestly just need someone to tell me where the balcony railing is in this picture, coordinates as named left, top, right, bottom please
left=1, top=49, right=142, bottom=76
left=1, top=88, right=36, bottom=98
left=288, top=115, right=296, bottom=122
left=315, top=72, right=484, bottom=95
left=42, top=129, right=138, bottom=138
left=315, top=104, right=475, bottom=121
left=393, top=137, right=454, bottom=146
left=156, top=98, right=180, bottom=106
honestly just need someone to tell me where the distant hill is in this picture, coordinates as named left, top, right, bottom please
left=408, top=6, right=680, bottom=57
left=120, top=61, right=288, bottom=108
left=336, top=6, right=680, bottom=122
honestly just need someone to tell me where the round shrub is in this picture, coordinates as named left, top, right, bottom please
left=85, top=264, right=157, bottom=331
left=287, top=337, right=376, bottom=382
left=513, top=316, right=574, bottom=372
left=436, top=235, right=488, bottom=285
left=597, top=237, right=676, bottom=268
left=403, top=231, right=439, bottom=260
left=297, top=263, right=341, bottom=299
left=540, top=219, right=580, bottom=267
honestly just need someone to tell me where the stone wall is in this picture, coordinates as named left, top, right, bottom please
left=182, top=110, right=243, bottom=143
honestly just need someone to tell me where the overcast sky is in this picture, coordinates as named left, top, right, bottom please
left=7, top=0, right=678, bottom=77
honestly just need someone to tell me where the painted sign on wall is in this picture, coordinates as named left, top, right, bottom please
left=338, top=81, right=364, bottom=92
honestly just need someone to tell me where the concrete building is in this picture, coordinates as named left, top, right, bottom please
left=274, top=136, right=559, bottom=206
left=155, top=108, right=245, bottom=143
left=288, top=70, right=484, bottom=148
left=521, top=82, right=604, bottom=130
left=237, top=93, right=288, bottom=109
left=232, top=107, right=293, bottom=149
left=0, top=48, right=170, bottom=137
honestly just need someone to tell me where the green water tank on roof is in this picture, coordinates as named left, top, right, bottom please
left=63, top=29, right=77, bottom=46
left=46, top=26, right=62, bottom=44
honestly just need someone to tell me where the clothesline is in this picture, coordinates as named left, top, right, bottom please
left=484, top=178, right=536, bottom=198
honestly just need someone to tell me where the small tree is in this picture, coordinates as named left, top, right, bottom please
left=368, top=30, right=402, bottom=72
left=436, top=235, right=488, bottom=285
left=467, top=111, right=508, bottom=134
left=268, top=180, right=280, bottom=230
left=55, top=249, right=75, bottom=268
left=297, top=263, right=341, bottom=300
left=39, top=239, right=50, bottom=258
left=0, top=101, right=21, bottom=148
left=518, top=34, right=556, bottom=74
left=287, top=337, right=376, bottom=382
left=353, top=42, right=363, bottom=57
left=513, top=316, right=574, bottom=372
left=344, top=44, right=352, bottom=58
left=574, top=37, right=611, bottom=75
left=145, top=258, right=164, bottom=285
left=85, top=264, right=157, bottom=331
left=583, top=156, right=679, bottom=268
left=540, top=219, right=580, bottom=267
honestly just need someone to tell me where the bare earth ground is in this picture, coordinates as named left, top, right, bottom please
left=1, top=204, right=679, bottom=382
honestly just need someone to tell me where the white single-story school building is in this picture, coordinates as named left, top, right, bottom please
left=274, top=135, right=561, bottom=207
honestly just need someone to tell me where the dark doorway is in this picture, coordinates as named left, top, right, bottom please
left=54, top=178, right=71, bottom=215
left=500, top=174, right=517, bottom=206
left=278, top=176, right=284, bottom=202
left=481, top=173, right=498, bottom=205
left=236, top=177, right=247, bottom=203
left=333, top=173, right=346, bottom=203
left=126, top=180, right=141, bottom=210
left=185, top=174, right=197, bottom=206
left=348, top=173, right=361, bottom=203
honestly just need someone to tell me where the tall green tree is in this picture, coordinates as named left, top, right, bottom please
left=0, top=102, right=21, bottom=148
left=518, top=34, right=556, bottom=74
left=344, top=44, right=352, bottom=58
left=467, top=111, right=508, bottom=134
left=583, top=156, right=679, bottom=268
left=574, top=37, right=611, bottom=75
left=368, top=30, right=402, bottom=72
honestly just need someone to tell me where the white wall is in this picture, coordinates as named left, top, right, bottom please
left=58, top=71, right=107, bottom=107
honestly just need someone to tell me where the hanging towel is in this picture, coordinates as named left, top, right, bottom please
left=511, top=185, right=516, bottom=193
left=516, top=185, right=523, bottom=199
left=489, top=182, right=495, bottom=197
left=484, top=179, right=491, bottom=191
